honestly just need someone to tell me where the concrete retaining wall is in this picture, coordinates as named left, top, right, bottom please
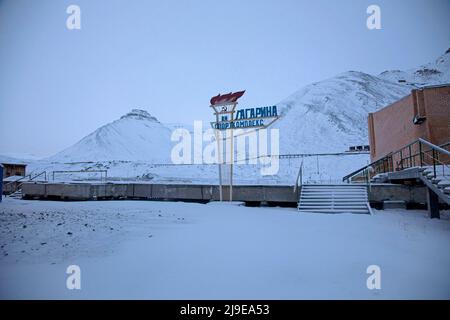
left=20, top=182, right=429, bottom=205
left=21, top=182, right=299, bottom=203
left=369, top=184, right=426, bottom=204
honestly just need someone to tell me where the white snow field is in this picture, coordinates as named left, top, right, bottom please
left=1, top=198, right=449, bottom=299
left=21, top=153, right=370, bottom=185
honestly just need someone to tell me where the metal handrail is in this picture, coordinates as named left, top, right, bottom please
left=342, top=156, right=388, bottom=183
left=3, top=170, right=47, bottom=188
left=419, top=138, right=450, bottom=156
left=294, top=160, right=303, bottom=193
left=4, top=171, right=47, bottom=197
left=343, top=139, right=450, bottom=183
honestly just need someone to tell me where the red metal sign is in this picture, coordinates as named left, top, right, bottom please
left=210, top=90, right=245, bottom=106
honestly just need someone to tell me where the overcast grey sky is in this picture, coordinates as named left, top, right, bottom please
left=0, top=0, right=449, bottom=157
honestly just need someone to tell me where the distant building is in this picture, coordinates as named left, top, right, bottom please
left=1, top=163, right=27, bottom=195
left=368, top=84, right=450, bottom=161
left=1, top=163, right=27, bottom=179
left=348, top=145, right=370, bottom=152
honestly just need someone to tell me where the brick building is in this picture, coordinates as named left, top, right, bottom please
left=368, top=84, right=450, bottom=161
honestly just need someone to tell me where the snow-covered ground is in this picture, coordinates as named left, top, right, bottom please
left=1, top=198, right=449, bottom=299
left=20, top=153, right=370, bottom=185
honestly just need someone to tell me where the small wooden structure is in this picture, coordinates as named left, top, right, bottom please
left=2, top=163, right=27, bottom=195
left=1, top=163, right=27, bottom=179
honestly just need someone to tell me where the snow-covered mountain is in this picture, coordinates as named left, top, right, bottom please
left=272, top=48, right=450, bottom=154
left=274, top=71, right=411, bottom=154
left=48, top=109, right=172, bottom=163
left=378, top=48, right=450, bottom=87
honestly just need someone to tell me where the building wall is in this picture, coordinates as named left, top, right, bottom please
left=421, top=86, right=450, bottom=146
left=368, top=85, right=450, bottom=161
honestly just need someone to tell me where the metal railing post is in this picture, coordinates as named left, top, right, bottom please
left=399, top=149, right=403, bottom=170
left=433, top=149, right=437, bottom=178
left=300, top=163, right=303, bottom=187
left=294, top=160, right=304, bottom=196
left=408, top=145, right=412, bottom=168
left=419, top=141, right=423, bottom=167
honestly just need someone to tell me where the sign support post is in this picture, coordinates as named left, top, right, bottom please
left=209, top=91, right=279, bottom=202
left=214, top=111, right=223, bottom=201
left=210, top=91, right=244, bottom=202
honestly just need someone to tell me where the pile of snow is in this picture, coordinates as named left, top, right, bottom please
left=48, top=109, right=173, bottom=163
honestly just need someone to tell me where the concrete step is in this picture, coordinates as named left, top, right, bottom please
left=302, top=185, right=366, bottom=188
left=300, top=193, right=368, bottom=196
left=425, top=172, right=448, bottom=178
left=300, top=199, right=368, bottom=203
left=298, top=209, right=369, bottom=214
left=301, top=192, right=367, bottom=195
left=437, top=179, right=450, bottom=187
left=302, top=187, right=367, bottom=190
left=431, top=177, right=443, bottom=183
left=301, top=196, right=368, bottom=199
left=298, top=184, right=369, bottom=214
left=300, top=202, right=368, bottom=206
left=302, top=186, right=366, bottom=189
left=300, top=200, right=368, bottom=203
left=299, top=206, right=368, bottom=210
left=8, top=191, right=23, bottom=199
left=302, top=190, right=367, bottom=192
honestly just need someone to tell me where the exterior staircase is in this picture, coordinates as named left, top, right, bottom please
left=419, top=166, right=450, bottom=205
left=342, top=138, right=450, bottom=219
left=298, top=184, right=370, bottom=214
left=8, top=189, right=23, bottom=199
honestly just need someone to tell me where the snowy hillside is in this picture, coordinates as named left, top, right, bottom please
left=273, top=71, right=411, bottom=154
left=0, top=154, right=28, bottom=165
left=272, top=48, right=450, bottom=154
left=48, top=109, right=172, bottom=163
left=378, top=48, right=450, bottom=87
